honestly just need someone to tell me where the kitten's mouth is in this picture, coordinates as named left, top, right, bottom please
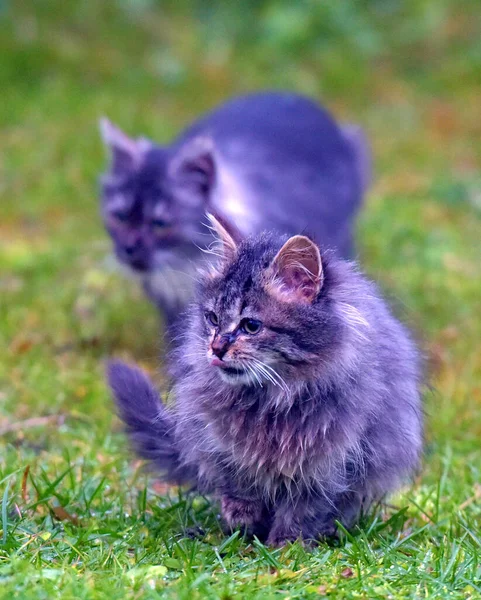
left=221, top=366, right=245, bottom=376
left=117, top=254, right=150, bottom=273
left=129, top=260, right=150, bottom=272
left=211, top=358, right=245, bottom=376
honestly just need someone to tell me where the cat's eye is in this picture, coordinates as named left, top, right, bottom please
left=241, top=318, right=262, bottom=335
left=112, top=210, right=130, bottom=223
left=205, top=311, right=219, bottom=327
left=151, top=218, right=170, bottom=230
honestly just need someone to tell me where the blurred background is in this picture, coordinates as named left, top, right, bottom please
left=0, top=0, right=480, bottom=584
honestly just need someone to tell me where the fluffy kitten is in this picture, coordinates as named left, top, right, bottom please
left=107, top=217, right=422, bottom=545
left=100, top=91, right=370, bottom=329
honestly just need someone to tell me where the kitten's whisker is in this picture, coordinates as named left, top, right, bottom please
left=244, top=368, right=255, bottom=388
left=249, top=362, right=275, bottom=387
left=251, top=358, right=283, bottom=379
left=247, top=367, right=258, bottom=388
left=265, top=368, right=289, bottom=394
left=245, top=364, right=263, bottom=388
left=248, top=359, right=275, bottom=380
left=182, top=352, right=203, bottom=360
left=255, top=366, right=281, bottom=392
left=188, top=332, right=206, bottom=344
left=249, top=366, right=263, bottom=388
left=257, top=362, right=288, bottom=387
left=250, top=359, right=289, bottom=393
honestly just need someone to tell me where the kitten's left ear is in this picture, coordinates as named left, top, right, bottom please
left=269, top=236, right=323, bottom=303
left=100, top=118, right=150, bottom=174
left=205, top=213, right=240, bottom=265
left=169, top=137, right=215, bottom=203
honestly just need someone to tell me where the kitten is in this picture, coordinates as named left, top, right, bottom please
left=107, top=216, right=422, bottom=546
left=100, top=91, right=370, bottom=330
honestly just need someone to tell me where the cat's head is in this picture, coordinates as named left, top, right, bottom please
left=100, top=119, right=216, bottom=274
left=188, top=216, right=342, bottom=388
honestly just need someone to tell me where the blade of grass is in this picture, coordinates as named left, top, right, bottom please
left=2, top=480, right=10, bottom=546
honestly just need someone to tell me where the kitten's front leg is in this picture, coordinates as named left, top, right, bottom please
left=266, top=504, right=307, bottom=547
left=221, top=495, right=264, bottom=531
left=266, top=494, right=318, bottom=547
left=267, top=498, right=334, bottom=547
left=267, top=491, right=363, bottom=547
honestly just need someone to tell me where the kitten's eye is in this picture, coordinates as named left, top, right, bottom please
left=151, top=218, right=170, bottom=230
left=205, top=311, right=219, bottom=327
left=241, top=318, right=262, bottom=335
left=112, top=210, right=130, bottom=223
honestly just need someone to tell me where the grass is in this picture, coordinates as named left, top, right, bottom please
left=1, top=1, right=481, bottom=597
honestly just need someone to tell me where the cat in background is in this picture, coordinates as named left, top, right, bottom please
left=100, top=91, right=371, bottom=332
left=107, top=216, right=422, bottom=546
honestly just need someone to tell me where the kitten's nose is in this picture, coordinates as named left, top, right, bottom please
left=119, top=239, right=148, bottom=271
left=123, top=237, right=143, bottom=257
left=211, top=334, right=235, bottom=360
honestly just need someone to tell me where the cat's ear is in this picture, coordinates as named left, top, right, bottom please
left=269, top=236, right=323, bottom=303
left=169, top=137, right=215, bottom=203
left=100, top=118, right=149, bottom=174
left=205, top=213, right=240, bottom=265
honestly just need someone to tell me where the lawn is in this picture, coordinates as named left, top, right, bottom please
left=1, top=1, right=480, bottom=598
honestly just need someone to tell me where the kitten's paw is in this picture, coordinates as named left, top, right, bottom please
left=317, top=522, right=338, bottom=540
left=221, top=496, right=263, bottom=529
left=267, top=521, right=339, bottom=547
left=266, top=526, right=302, bottom=548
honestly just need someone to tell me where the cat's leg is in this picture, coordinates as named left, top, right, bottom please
left=267, top=491, right=364, bottom=547
left=266, top=498, right=311, bottom=547
left=220, top=495, right=272, bottom=539
left=334, top=490, right=365, bottom=531
left=221, top=495, right=263, bottom=529
left=310, top=491, right=365, bottom=540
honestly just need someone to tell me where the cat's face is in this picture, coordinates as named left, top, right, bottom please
left=100, top=119, right=215, bottom=274
left=192, top=218, right=331, bottom=388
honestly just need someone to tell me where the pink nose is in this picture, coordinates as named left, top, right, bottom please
left=211, top=337, right=229, bottom=360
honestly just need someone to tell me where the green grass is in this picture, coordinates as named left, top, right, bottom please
left=1, top=1, right=481, bottom=597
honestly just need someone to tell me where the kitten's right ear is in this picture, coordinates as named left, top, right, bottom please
left=268, top=235, right=323, bottom=304
left=205, top=213, right=240, bottom=265
left=99, top=118, right=147, bottom=174
left=169, top=137, right=216, bottom=204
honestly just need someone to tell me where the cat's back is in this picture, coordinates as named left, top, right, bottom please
left=175, top=91, right=350, bottom=168
left=175, top=92, right=366, bottom=257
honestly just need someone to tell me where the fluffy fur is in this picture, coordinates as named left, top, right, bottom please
left=107, top=225, right=422, bottom=546
left=100, top=91, right=370, bottom=331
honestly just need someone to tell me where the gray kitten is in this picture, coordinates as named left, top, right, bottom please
left=107, top=216, right=422, bottom=546
left=100, top=91, right=370, bottom=330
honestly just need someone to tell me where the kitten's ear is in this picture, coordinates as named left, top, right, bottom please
left=170, top=137, right=215, bottom=202
left=100, top=118, right=148, bottom=174
left=206, top=213, right=240, bottom=264
left=269, top=236, right=323, bottom=303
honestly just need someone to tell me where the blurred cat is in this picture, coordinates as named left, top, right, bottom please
left=100, top=91, right=371, bottom=331
left=107, top=217, right=422, bottom=546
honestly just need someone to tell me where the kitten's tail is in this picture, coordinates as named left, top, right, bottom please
left=106, top=361, right=197, bottom=486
